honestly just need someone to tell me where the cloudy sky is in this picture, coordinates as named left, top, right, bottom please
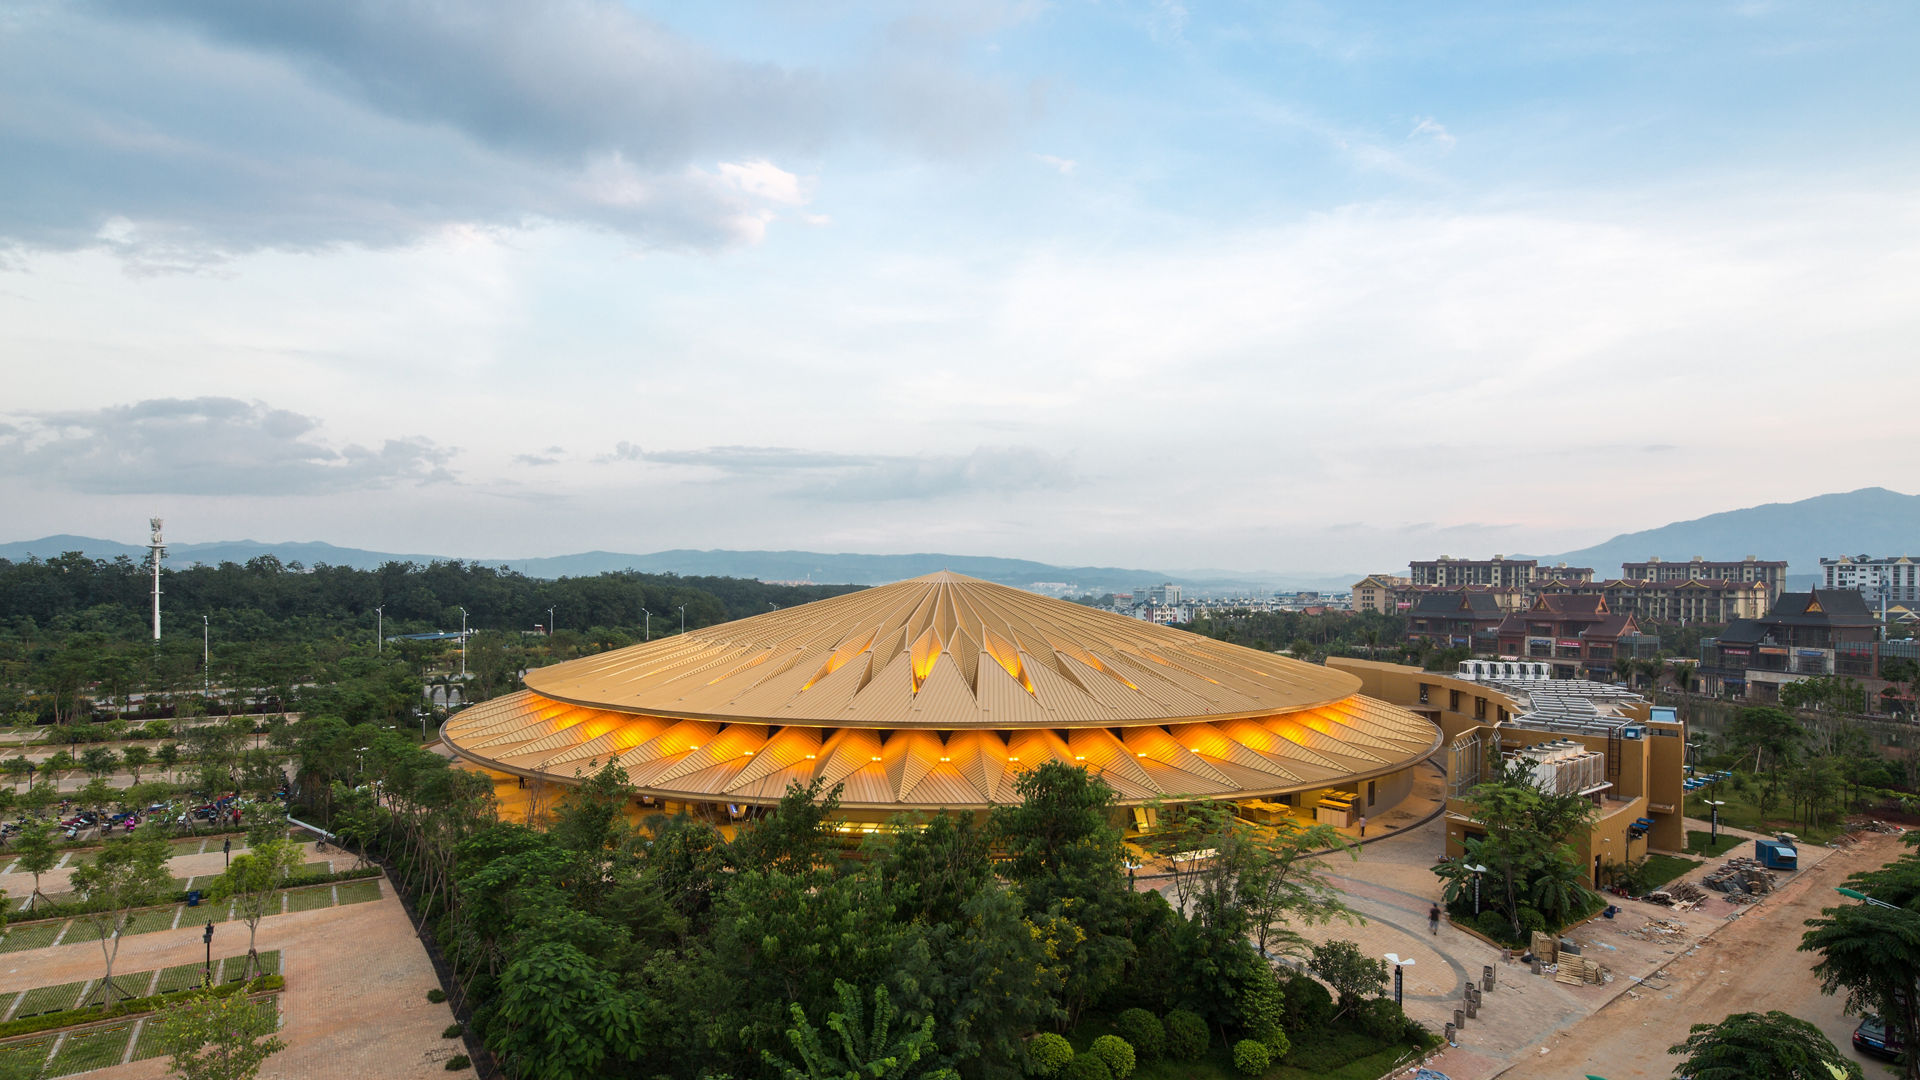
left=3, top=1, right=1917, bottom=575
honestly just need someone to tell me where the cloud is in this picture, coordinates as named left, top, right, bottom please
left=597, top=442, right=1078, bottom=502
left=0, top=1, right=1004, bottom=262
left=0, top=397, right=455, bottom=494
left=1035, top=154, right=1077, bottom=175
left=1408, top=117, right=1456, bottom=152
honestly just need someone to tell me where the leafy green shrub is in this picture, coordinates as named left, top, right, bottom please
left=1059, top=1054, right=1112, bottom=1080
left=1403, top=1016, right=1430, bottom=1044
left=1232, top=1038, right=1272, bottom=1076
left=1114, top=1008, right=1164, bottom=1060
left=1252, top=1023, right=1290, bottom=1059
left=1164, top=1009, right=1208, bottom=1060
left=1236, top=976, right=1285, bottom=1036
left=444, top=1055, right=470, bottom=1071
left=442, top=1023, right=463, bottom=1038
left=1475, top=910, right=1511, bottom=941
left=1089, top=1035, right=1134, bottom=1080
left=1026, top=1032, right=1074, bottom=1077
left=426, top=988, right=447, bottom=1004
left=1355, top=997, right=1405, bottom=1042
left=1277, top=974, right=1333, bottom=1033
left=1517, top=907, right=1547, bottom=934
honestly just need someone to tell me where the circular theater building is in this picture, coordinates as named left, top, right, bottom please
left=443, top=573, right=1441, bottom=830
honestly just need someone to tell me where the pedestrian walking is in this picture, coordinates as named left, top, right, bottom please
left=1428, top=903, right=1441, bottom=935
left=1358, top=814, right=1367, bottom=837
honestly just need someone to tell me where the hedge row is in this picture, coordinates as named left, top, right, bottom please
left=0, top=975, right=284, bottom=1042
left=8, top=866, right=380, bottom=926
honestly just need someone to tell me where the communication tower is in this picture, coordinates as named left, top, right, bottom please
left=149, top=518, right=165, bottom=641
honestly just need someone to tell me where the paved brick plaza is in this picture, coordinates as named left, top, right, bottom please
left=1, top=844, right=460, bottom=1080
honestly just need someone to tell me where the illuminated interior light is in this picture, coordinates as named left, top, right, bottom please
left=1074, top=755, right=1086, bottom=761
left=743, top=750, right=754, bottom=756
left=939, top=756, right=951, bottom=762
left=871, top=755, right=883, bottom=762
left=805, top=753, right=817, bottom=759
left=1008, top=756, right=1020, bottom=762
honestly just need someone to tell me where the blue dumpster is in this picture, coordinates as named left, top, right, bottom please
left=186, top=890, right=201, bottom=907
left=1755, top=838, right=1798, bottom=870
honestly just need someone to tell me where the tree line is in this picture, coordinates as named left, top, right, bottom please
left=0, top=552, right=863, bottom=727
left=292, top=715, right=1434, bottom=1080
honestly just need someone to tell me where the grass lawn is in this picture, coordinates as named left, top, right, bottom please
left=0, top=921, right=64, bottom=953
left=1683, top=788, right=1842, bottom=844
left=284, top=886, right=333, bottom=913
left=47, top=1022, right=133, bottom=1076
left=336, top=880, right=382, bottom=905
left=1684, top=830, right=1745, bottom=857
left=1638, top=854, right=1702, bottom=891
left=14, top=980, right=85, bottom=1017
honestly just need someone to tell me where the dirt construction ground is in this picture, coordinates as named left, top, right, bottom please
left=1496, top=829, right=1909, bottom=1080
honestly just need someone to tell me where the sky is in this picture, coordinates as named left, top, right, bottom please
left=2, top=0, right=1917, bottom=576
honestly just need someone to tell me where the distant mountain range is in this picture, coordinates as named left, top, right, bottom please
left=8, top=486, right=1911, bottom=596
left=1542, top=486, right=1920, bottom=589
left=0, top=536, right=1313, bottom=596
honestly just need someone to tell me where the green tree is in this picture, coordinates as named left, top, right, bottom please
left=731, top=776, right=844, bottom=877
left=80, top=745, right=117, bottom=780
left=156, top=988, right=286, bottom=1080
left=121, top=744, right=152, bottom=783
left=69, top=833, right=173, bottom=1007
left=1667, top=1010, right=1862, bottom=1080
left=212, top=837, right=303, bottom=981
left=157, top=743, right=181, bottom=782
left=1307, top=940, right=1386, bottom=1019
left=1801, top=872, right=1920, bottom=1079
left=764, top=981, right=958, bottom=1080
left=493, top=942, right=643, bottom=1080
left=1436, top=755, right=1597, bottom=936
left=13, top=819, right=58, bottom=911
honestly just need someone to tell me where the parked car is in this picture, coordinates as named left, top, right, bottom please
left=1854, top=1016, right=1904, bottom=1060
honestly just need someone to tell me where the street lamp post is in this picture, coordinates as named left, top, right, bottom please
left=1704, top=799, right=1725, bottom=846
left=1384, top=953, right=1415, bottom=1007
left=376, top=605, right=384, bottom=653
left=203, top=615, right=210, bottom=695
left=547, top=606, right=555, bottom=637
left=1466, top=863, right=1488, bottom=916
left=223, top=836, right=230, bottom=868
left=678, top=605, right=687, bottom=635
left=458, top=607, right=468, bottom=680
left=202, top=921, right=215, bottom=987
left=642, top=609, right=651, bottom=641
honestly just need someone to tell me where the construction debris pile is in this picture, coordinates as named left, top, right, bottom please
left=1616, top=917, right=1690, bottom=941
left=1643, top=882, right=1708, bottom=909
left=1700, top=858, right=1778, bottom=902
left=1528, top=932, right=1610, bottom=986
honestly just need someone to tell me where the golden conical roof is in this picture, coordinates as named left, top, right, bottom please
left=522, top=571, right=1358, bottom=728
left=443, top=572, right=1441, bottom=810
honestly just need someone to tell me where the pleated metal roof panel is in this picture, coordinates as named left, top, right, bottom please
left=442, top=573, right=1442, bottom=810
left=521, top=572, right=1358, bottom=727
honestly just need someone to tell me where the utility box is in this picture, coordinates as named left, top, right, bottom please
left=1755, top=838, right=1798, bottom=870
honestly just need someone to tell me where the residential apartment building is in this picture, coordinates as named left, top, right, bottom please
left=1406, top=591, right=1509, bottom=651
left=1351, top=574, right=1410, bottom=615
left=1537, top=577, right=1770, bottom=624
left=1493, top=594, right=1646, bottom=681
left=1698, top=590, right=1884, bottom=701
left=1409, top=556, right=1595, bottom=589
left=1621, top=556, right=1790, bottom=607
left=1822, top=555, right=1920, bottom=604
